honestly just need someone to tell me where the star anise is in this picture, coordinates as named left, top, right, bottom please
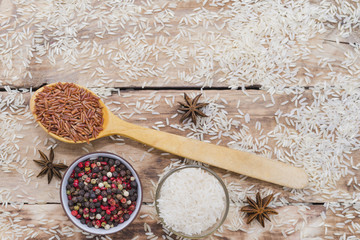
left=241, top=192, right=278, bottom=227
left=178, top=93, right=208, bottom=125
left=33, top=148, right=68, bottom=184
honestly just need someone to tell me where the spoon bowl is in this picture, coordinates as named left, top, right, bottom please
left=30, top=82, right=308, bottom=189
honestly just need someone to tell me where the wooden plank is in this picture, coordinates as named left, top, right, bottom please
left=0, top=89, right=358, bottom=204
left=0, top=203, right=327, bottom=239
left=0, top=0, right=359, bottom=88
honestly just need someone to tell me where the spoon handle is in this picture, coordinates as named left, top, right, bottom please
left=111, top=117, right=308, bottom=189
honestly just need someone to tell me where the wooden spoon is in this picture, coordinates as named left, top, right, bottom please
left=30, top=83, right=308, bottom=189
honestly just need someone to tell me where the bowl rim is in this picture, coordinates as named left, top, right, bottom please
left=60, top=151, right=143, bottom=235
left=154, top=165, right=230, bottom=239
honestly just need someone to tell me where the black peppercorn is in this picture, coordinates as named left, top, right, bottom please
left=74, top=166, right=81, bottom=173
left=130, top=195, right=137, bottom=202
left=129, top=189, right=136, bottom=196
left=78, top=196, right=84, bottom=202
left=90, top=193, right=96, bottom=199
left=130, top=181, right=137, bottom=188
left=109, top=159, right=115, bottom=166
left=123, top=213, right=130, bottom=221
left=84, top=192, right=90, bottom=199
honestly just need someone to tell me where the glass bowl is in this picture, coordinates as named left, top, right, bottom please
left=155, top=165, right=229, bottom=239
left=60, top=152, right=143, bottom=235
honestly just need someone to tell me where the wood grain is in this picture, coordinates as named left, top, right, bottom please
left=0, top=204, right=328, bottom=240
left=0, top=0, right=359, bottom=88
left=0, top=89, right=358, bottom=205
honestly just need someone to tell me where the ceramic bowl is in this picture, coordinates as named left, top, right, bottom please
left=60, top=152, right=143, bottom=235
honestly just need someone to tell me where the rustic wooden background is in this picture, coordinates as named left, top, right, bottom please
left=1, top=0, right=360, bottom=239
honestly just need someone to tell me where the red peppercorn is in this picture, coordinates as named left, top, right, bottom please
left=73, top=182, right=79, bottom=188
left=85, top=161, right=90, bottom=167
left=96, top=220, right=101, bottom=226
left=71, top=210, right=78, bottom=216
left=128, top=205, right=135, bottom=211
left=110, top=166, right=115, bottom=172
left=106, top=209, right=111, bottom=215
left=76, top=214, right=81, bottom=219
left=110, top=177, right=115, bottom=181
left=121, top=198, right=127, bottom=204
left=119, top=217, right=124, bottom=223
left=78, top=162, right=84, bottom=168
left=101, top=161, right=107, bottom=165
left=91, top=163, right=97, bottom=168
left=98, top=195, right=103, bottom=201
left=102, top=176, right=108, bottom=181
left=68, top=196, right=72, bottom=200
left=101, top=205, right=106, bottom=210
left=85, top=177, right=91, bottom=183
left=93, top=199, right=98, bottom=203
left=100, top=187, right=106, bottom=191
left=128, top=211, right=133, bottom=215
left=78, top=172, right=84, bottom=177
left=92, top=173, right=98, bottom=178
left=109, top=199, right=116, bottom=206
left=90, top=208, right=96, bottom=213
left=111, top=184, right=117, bottom=189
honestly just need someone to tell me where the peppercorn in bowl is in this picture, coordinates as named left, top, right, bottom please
left=60, top=152, right=143, bottom=235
